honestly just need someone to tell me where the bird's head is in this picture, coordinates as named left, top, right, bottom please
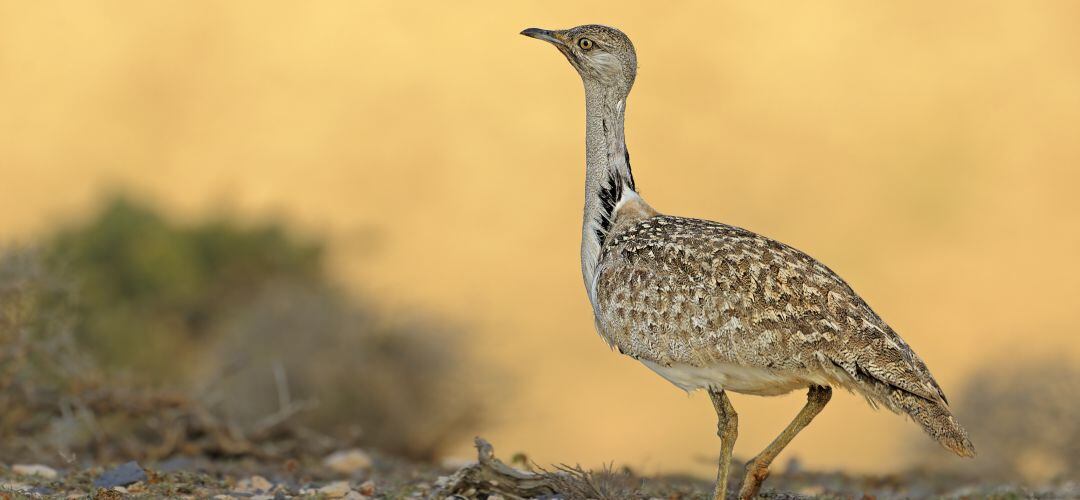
left=521, top=24, right=637, bottom=96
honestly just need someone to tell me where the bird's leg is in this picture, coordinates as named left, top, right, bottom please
left=737, top=385, right=832, bottom=500
left=708, top=388, right=739, bottom=500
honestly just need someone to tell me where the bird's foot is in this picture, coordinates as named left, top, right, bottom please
left=737, top=461, right=770, bottom=500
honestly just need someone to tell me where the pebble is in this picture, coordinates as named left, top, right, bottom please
left=237, top=475, right=274, bottom=493
left=358, top=480, right=375, bottom=495
left=323, top=449, right=373, bottom=474
left=252, top=475, right=273, bottom=491
left=12, top=464, right=58, bottom=479
left=93, top=461, right=147, bottom=488
left=317, top=481, right=353, bottom=498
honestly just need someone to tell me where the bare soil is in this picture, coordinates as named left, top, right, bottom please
left=2, top=439, right=1074, bottom=499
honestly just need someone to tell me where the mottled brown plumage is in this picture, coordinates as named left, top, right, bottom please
left=523, top=24, right=973, bottom=499
left=595, top=213, right=973, bottom=456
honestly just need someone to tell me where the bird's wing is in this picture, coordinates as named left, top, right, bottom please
left=595, top=214, right=948, bottom=405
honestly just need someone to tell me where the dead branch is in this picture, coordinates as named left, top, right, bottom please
left=431, top=438, right=558, bottom=500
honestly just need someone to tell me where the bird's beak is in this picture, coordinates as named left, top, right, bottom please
left=520, top=27, right=567, bottom=47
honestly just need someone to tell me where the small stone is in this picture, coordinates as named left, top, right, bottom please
left=252, top=475, right=273, bottom=491
left=238, top=475, right=273, bottom=493
left=358, top=480, right=375, bottom=495
left=323, top=449, right=373, bottom=475
left=342, top=492, right=369, bottom=500
left=93, top=461, right=147, bottom=488
left=12, top=464, right=58, bottom=479
left=317, top=481, right=352, bottom=498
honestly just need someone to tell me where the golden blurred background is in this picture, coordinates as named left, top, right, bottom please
left=2, top=0, right=1079, bottom=477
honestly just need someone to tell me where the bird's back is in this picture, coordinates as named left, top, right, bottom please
left=593, top=213, right=975, bottom=456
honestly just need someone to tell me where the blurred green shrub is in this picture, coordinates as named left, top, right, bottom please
left=44, top=196, right=323, bottom=381
left=6, top=195, right=485, bottom=460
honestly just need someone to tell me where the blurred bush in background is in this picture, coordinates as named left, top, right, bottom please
left=208, top=281, right=488, bottom=459
left=1, top=195, right=485, bottom=462
left=913, top=355, right=1080, bottom=484
left=43, top=196, right=324, bottom=381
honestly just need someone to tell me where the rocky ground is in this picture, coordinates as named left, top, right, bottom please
left=2, top=440, right=1076, bottom=500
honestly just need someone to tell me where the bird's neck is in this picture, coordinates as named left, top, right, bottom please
left=581, top=84, right=643, bottom=299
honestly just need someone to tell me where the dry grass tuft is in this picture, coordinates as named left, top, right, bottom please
left=538, top=463, right=644, bottom=500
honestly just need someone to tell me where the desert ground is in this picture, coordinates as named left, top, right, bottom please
left=3, top=440, right=1076, bottom=499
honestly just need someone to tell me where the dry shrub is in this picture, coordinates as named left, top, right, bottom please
left=0, top=248, right=95, bottom=460
left=3, top=196, right=489, bottom=464
left=202, top=281, right=487, bottom=460
left=0, top=249, right=317, bottom=464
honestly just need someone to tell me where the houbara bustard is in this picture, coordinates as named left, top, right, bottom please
left=521, top=25, right=974, bottom=500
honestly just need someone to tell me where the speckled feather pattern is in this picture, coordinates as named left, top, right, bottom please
left=594, top=213, right=975, bottom=456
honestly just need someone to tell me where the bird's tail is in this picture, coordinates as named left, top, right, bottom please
left=838, top=365, right=976, bottom=458
left=888, top=387, right=975, bottom=457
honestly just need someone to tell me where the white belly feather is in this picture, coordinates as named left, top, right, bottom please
left=639, top=359, right=833, bottom=396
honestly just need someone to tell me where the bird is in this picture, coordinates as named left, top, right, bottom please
left=521, top=24, right=975, bottom=500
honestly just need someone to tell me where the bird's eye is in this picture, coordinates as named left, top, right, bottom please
left=578, top=38, right=594, bottom=50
